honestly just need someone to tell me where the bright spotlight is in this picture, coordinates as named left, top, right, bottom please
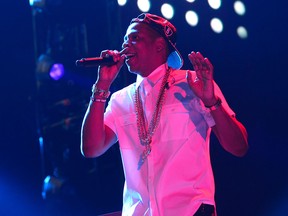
left=137, top=0, right=151, bottom=12
left=210, top=18, right=223, bottom=33
left=161, top=4, right=174, bottom=19
left=185, top=10, right=199, bottom=27
left=186, top=0, right=196, bottom=2
left=208, top=0, right=222, bottom=10
left=36, top=54, right=65, bottom=81
left=234, top=1, right=246, bottom=16
left=49, top=63, right=65, bottom=81
left=118, top=0, right=127, bottom=6
left=237, top=26, right=248, bottom=39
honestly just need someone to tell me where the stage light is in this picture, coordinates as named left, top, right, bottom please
left=237, top=26, right=248, bottom=39
left=118, top=0, right=127, bottom=6
left=36, top=54, right=65, bottom=81
left=161, top=4, right=174, bottom=19
left=49, top=63, right=65, bottom=81
left=120, top=0, right=248, bottom=39
left=208, top=0, right=222, bottom=10
left=137, top=0, right=151, bottom=12
left=210, top=18, right=223, bottom=33
left=185, top=10, right=199, bottom=27
left=234, top=1, right=246, bottom=16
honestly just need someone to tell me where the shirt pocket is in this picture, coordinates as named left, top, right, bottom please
left=161, top=101, right=210, bottom=143
left=116, top=113, right=138, bottom=149
left=118, top=113, right=137, bottom=127
left=160, top=103, right=198, bottom=142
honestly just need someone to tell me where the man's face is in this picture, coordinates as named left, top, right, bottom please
left=122, top=23, right=161, bottom=77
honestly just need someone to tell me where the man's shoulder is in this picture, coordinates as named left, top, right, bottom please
left=172, top=68, right=194, bottom=74
left=170, top=69, right=195, bottom=81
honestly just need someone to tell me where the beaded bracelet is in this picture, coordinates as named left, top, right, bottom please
left=205, top=98, right=222, bottom=111
left=90, top=96, right=106, bottom=103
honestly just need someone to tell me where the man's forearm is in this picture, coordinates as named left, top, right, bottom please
left=211, top=105, right=249, bottom=157
left=81, top=101, right=107, bottom=158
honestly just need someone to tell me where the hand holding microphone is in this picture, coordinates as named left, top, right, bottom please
left=75, top=49, right=126, bottom=68
left=75, top=55, right=115, bottom=67
left=81, top=50, right=126, bottom=90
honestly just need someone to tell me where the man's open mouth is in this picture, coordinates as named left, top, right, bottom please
left=125, top=53, right=136, bottom=60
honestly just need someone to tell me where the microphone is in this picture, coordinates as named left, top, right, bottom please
left=75, top=56, right=115, bottom=67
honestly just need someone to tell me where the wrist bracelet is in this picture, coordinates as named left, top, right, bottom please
left=205, top=98, right=222, bottom=111
left=90, top=96, right=107, bottom=103
left=92, top=84, right=110, bottom=99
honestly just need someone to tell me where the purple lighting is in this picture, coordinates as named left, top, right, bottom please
left=49, top=63, right=64, bottom=80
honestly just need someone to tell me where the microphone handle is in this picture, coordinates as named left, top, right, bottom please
left=75, top=56, right=114, bottom=67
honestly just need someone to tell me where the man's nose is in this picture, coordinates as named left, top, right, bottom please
left=122, top=40, right=129, bottom=49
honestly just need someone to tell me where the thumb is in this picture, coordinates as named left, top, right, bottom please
left=186, top=70, right=199, bottom=87
left=114, top=54, right=125, bottom=71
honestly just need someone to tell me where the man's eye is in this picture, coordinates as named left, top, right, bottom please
left=132, top=35, right=139, bottom=40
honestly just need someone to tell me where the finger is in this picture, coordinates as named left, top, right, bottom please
left=100, top=50, right=113, bottom=59
left=196, top=52, right=205, bottom=62
left=186, top=70, right=194, bottom=87
left=204, top=57, right=214, bottom=71
left=111, top=50, right=126, bottom=70
left=196, top=53, right=214, bottom=75
left=196, top=52, right=209, bottom=71
left=187, top=71, right=202, bottom=94
left=101, top=50, right=119, bottom=57
left=189, top=52, right=213, bottom=79
left=188, top=51, right=201, bottom=71
left=192, top=51, right=207, bottom=71
left=101, top=50, right=123, bottom=63
left=112, top=50, right=121, bottom=62
left=188, top=55, right=203, bottom=80
left=98, top=50, right=123, bottom=71
left=186, top=70, right=200, bottom=84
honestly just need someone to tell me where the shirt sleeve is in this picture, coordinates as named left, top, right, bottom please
left=104, top=93, right=118, bottom=136
left=200, top=80, right=235, bottom=128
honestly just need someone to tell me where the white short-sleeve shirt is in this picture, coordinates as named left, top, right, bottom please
left=104, top=64, right=234, bottom=216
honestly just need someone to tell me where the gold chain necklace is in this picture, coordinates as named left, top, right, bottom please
left=134, top=67, right=171, bottom=169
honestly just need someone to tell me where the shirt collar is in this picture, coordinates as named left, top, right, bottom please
left=135, top=63, right=168, bottom=89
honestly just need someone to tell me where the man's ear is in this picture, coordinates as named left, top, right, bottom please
left=155, top=37, right=167, bottom=52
